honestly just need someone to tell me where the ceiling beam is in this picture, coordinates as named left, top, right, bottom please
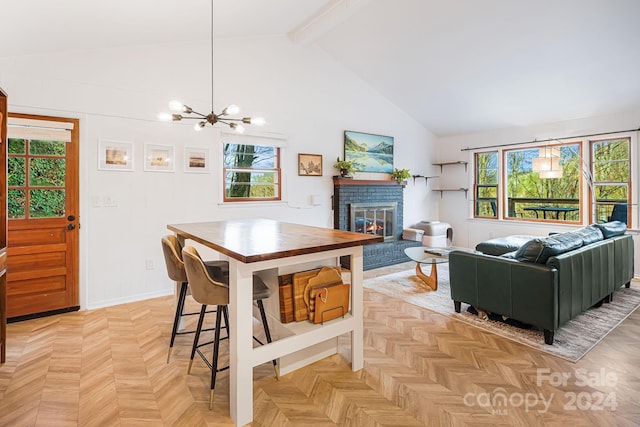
left=288, top=0, right=373, bottom=46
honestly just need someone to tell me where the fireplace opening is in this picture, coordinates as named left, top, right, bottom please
left=350, top=202, right=397, bottom=242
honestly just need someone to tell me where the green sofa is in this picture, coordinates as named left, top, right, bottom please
left=449, top=222, right=634, bottom=344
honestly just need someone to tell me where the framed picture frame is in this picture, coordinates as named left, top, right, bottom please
left=144, top=143, right=174, bottom=172
left=298, top=153, right=322, bottom=176
left=98, top=139, right=134, bottom=171
left=344, top=130, right=394, bottom=173
left=184, top=147, right=210, bottom=173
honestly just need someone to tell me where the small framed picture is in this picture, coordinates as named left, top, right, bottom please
left=98, top=139, right=134, bottom=171
left=298, top=153, right=322, bottom=176
left=144, top=143, right=175, bottom=172
left=184, top=147, right=210, bottom=173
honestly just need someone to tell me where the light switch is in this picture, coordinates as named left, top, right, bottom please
left=104, top=196, right=118, bottom=207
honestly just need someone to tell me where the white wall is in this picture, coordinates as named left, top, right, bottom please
left=436, top=110, right=640, bottom=275
left=0, top=36, right=437, bottom=309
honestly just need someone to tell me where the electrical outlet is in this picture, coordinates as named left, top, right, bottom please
left=145, top=258, right=154, bottom=270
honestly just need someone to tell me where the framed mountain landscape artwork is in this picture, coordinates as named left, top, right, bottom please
left=344, top=130, right=394, bottom=173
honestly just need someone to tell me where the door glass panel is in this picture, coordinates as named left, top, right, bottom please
left=29, top=140, right=66, bottom=156
left=8, top=138, right=26, bottom=154
left=29, top=189, right=66, bottom=218
left=8, top=158, right=26, bottom=186
left=8, top=189, right=26, bottom=219
left=8, top=137, right=68, bottom=219
left=29, top=158, right=66, bottom=186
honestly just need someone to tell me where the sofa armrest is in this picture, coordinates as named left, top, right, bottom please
left=546, top=239, right=614, bottom=324
left=449, top=250, right=559, bottom=330
left=611, top=234, right=634, bottom=288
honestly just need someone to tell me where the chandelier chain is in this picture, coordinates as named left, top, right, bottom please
left=210, top=0, right=214, bottom=115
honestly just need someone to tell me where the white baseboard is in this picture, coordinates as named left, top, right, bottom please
left=85, top=289, right=173, bottom=311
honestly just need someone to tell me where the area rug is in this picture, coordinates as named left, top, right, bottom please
left=363, top=265, right=640, bottom=362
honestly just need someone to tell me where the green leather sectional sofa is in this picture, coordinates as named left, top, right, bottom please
left=449, top=222, right=634, bottom=344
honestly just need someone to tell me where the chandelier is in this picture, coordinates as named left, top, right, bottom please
left=157, top=0, right=265, bottom=133
left=532, top=146, right=563, bottom=179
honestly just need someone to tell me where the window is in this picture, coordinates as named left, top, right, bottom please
left=472, top=136, right=633, bottom=225
left=591, top=138, right=630, bottom=224
left=474, top=151, right=498, bottom=218
left=223, top=143, right=281, bottom=202
left=505, top=143, right=581, bottom=222
left=474, top=138, right=632, bottom=227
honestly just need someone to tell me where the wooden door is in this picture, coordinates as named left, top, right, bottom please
left=0, top=88, right=7, bottom=362
left=6, top=113, right=79, bottom=319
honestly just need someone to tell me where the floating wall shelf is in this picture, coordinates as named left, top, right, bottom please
left=432, top=188, right=469, bottom=198
left=411, top=175, right=439, bottom=186
left=432, top=160, right=468, bottom=173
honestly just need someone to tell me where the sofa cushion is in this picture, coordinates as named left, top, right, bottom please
left=476, top=235, right=538, bottom=256
left=500, top=250, right=517, bottom=259
left=571, top=225, right=604, bottom=245
left=594, top=221, right=627, bottom=239
left=515, top=233, right=584, bottom=264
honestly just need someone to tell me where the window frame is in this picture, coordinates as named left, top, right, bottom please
left=589, top=137, right=632, bottom=227
left=221, top=137, right=283, bottom=203
left=502, top=141, right=583, bottom=224
left=471, top=136, right=634, bottom=226
left=473, top=151, right=498, bottom=219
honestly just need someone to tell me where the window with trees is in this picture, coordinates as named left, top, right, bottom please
left=474, top=151, right=498, bottom=218
left=591, top=138, right=630, bottom=224
left=505, top=143, right=581, bottom=222
left=223, top=142, right=281, bottom=202
left=473, top=137, right=632, bottom=225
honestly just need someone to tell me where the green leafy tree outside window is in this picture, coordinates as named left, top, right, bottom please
left=8, top=138, right=66, bottom=219
left=223, top=143, right=280, bottom=201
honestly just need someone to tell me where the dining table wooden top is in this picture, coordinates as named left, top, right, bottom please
left=167, top=219, right=383, bottom=263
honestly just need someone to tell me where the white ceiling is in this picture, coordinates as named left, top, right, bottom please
left=2, top=0, right=640, bottom=136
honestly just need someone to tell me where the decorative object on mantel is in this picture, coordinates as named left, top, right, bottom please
left=333, top=157, right=358, bottom=178
left=344, top=130, right=394, bottom=173
left=390, top=168, right=411, bottom=183
left=157, top=0, right=265, bottom=133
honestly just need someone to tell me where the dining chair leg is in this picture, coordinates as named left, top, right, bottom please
left=188, top=304, right=207, bottom=375
left=221, top=303, right=230, bottom=337
left=210, top=305, right=225, bottom=410
left=257, top=299, right=279, bottom=379
left=167, top=281, right=189, bottom=363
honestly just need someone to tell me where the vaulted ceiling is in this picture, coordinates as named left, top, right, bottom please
left=2, top=0, right=639, bottom=136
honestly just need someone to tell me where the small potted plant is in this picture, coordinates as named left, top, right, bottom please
left=391, top=168, right=411, bottom=183
left=333, top=157, right=358, bottom=178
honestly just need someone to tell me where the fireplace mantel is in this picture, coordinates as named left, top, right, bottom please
left=333, top=177, right=405, bottom=186
left=333, top=176, right=419, bottom=270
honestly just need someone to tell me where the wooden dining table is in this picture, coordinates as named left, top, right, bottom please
left=167, top=219, right=382, bottom=426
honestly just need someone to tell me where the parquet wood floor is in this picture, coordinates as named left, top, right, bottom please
left=1, top=261, right=639, bottom=426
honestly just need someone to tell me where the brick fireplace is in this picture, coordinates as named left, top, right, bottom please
left=333, top=178, right=421, bottom=270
